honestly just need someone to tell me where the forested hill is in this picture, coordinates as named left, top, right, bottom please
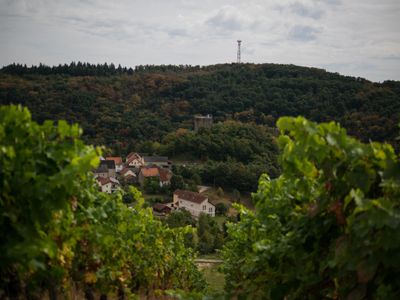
left=1, top=62, right=399, bottom=153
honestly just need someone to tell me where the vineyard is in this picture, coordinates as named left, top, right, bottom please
left=222, top=117, right=400, bottom=299
left=0, top=105, right=204, bottom=299
left=1, top=105, right=400, bottom=299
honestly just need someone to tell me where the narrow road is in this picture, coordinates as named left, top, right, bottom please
left=194, top=259, right=223, bottom=264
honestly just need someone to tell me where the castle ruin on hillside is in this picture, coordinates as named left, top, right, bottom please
left=194, top=114, right=213, bottom=131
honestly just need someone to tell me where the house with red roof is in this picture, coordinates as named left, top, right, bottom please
left=138, top=166, right=172, bottom=187
left=97, top=177, right=120, bottom=194
left=126, top=152, right=144, bottom=168
left=152, top=203, right=172, bottom=216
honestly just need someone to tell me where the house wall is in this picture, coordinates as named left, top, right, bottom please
left=138, top=173, right=145, bottom=186
left=173, top=195, right=215, bottom=217
left=108, top=169, right=116, bottom=178
left=115, top=164, right=123, bottom=172
left=95, top=172, right=109, bottom=178
left=159, top=180, right=170, bottom=187
left=128, top=158, right=144, bottom=167
left=101, top=183, right=112, bottom=194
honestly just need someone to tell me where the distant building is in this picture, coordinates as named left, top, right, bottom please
left=194, top=114, right=213, bottom=131
left=126, top=152, right=144, bottom=168
left=97, top=177, right=120, bottom=193
left=138, top=166, right=172, bottom=187
left=152, top=203, right=172, bottom=216
left=143, top=156, right=171, bottom=169
left=120, top=167, right=137, bottom=183
left=93, top=160, right=116, bottom=178
left=173, top=189, right=215, bottom=217
left=105, top=156, right=123, bottom=172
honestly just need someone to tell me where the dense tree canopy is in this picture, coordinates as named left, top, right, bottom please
left=1, top=63, right=399, bottom=154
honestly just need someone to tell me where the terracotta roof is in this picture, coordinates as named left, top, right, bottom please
left=174, top=189, right=207, bottom=204
left=158, top=168, right=171, bottom=182
left=106, top=156, right=123, bottom=165
left=121, top=168, right=136, bottom=176
left=97, top=177, right=112, bottom=185
left=140, top=167, right=159, bottom=177
left=153, top=203, right=172, bottom=213
left=126, top=152, right=142, bottom=163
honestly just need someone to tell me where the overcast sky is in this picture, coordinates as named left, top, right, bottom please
left=0, top=0, right=399, bottom=82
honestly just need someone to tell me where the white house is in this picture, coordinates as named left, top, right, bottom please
left=126, top=152, right=144, bottom=168
left=97, top=177, right=120, bottom=193
left=173, top=189, right=215, bottom=218
left=97, top=177, right=112, bottom=193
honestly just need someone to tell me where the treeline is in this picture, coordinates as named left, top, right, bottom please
left=0, top=62, right=399, bottom=152
left=1, top=62, right=202, bottom=76
left=0, top=106, right=204, bottom=299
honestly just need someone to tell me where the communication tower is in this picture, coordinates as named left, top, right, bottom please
left=237, top=40, right=242, bottom=63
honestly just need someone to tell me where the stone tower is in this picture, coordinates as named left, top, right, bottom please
left=194, top=114, right=213, bottom=131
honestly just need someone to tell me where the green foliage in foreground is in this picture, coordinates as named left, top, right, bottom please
left=0, top=105, right=205, bottom=298
left=222, top=116, right=400, bottom=299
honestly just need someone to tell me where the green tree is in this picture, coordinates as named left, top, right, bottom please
left=197, top=213, right=224, bottom=254
left=215, top=203, right=228, bottom=216
left=144, top=177, right=160, bottom=194
left=171, top=174, right=185, bottom=191
left=165, top=209, right=196, bottom=248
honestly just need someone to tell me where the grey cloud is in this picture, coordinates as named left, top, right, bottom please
left=380, top=55, right=400, bottom=61
left=0, top=0, right=399, bottom=82
left=206, top=6, right=256, bottom=32
left=314, top=0, right=342, bottom=6
left=290, top=2, right=324, bottom=19
left=288, top=25, right=321, bottom=42
left=167, top=28, right=189, bottom=38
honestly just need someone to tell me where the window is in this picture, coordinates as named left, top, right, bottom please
left=209, top=207, right=213, bottom=213
left=203, top=205, right=206, bottom=210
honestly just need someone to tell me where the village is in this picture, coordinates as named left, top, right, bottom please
left=92, top=114, right=224, bottom=220
left=93, top=152, right=217, bottom=219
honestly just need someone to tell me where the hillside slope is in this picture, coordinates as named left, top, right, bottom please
left=1, top=63, right=399, bottom=152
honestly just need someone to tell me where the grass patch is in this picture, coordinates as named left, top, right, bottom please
left=200, top=263, right=225, bottom=295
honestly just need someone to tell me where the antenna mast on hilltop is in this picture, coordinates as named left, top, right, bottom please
left=237, top=40, right=242, bottom=63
